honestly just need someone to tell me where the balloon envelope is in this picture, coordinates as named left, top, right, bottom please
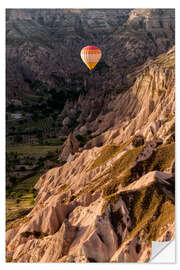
left=80, top=46, right=102, bottom=70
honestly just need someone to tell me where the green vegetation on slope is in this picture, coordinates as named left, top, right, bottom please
left=6, top=208, right=32, bottom=224
left=149, top=200, right=174, bottom=240
left=103, top=145, right=144, bottom=195
left=6, top=215, right=32, bottom=231
left=111, top=145, right=144, bottom=177
left=77, top=144, right=144, bottom=201
left=131, top=143, right=175, bottom=177
left=127, top=183, right=174, bottom=242
left=74, top=141, right=174, bottom=217
left=89, top=137, right=134, bottom=171
left=76, top=133, right=92, bottom=147
left=100, top=141, right=175, bottom=215
left=104, top=181, right=174, bottom=244
left=127, top=187, right=163, bottom=240
left=149, top=143, right=175, bottom=171
left=21, top=231, right=48, bottom=239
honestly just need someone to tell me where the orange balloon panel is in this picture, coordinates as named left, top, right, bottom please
left=80, top=46, right=102, bottom=70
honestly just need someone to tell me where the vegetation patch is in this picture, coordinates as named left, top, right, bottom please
left=101, top=175, right=174, bottom=243
left=132, top=185, right=161, bottom=227
left=89, top=137, right=134, bottom=171
left=110, top=145, right=144, bottom=177
left=101, top=192, right=123, bottom=215
left=44, top=137, right=66, bottom=146
left=149, top=200, right=174, bottom=241
left=6, top=173, right=40, bottom=229
left=75, top=133, right=92, bottom=147
left=166, top=114, right=174, bottom=122
left=59, top=184, right=70, bottom=193
left=124, top=190, right=162, bottom=242
left=6, top=215, right=32, bottom=231
left=123, top=181, right=174, bottom=243
left=6, top=256, right=13, bottom=263
left=130, top=143, right=174, bottom=181
left=101, top=145, right=144, bottom=193
left=83, top=145, right=144, bottom=202
left=132, top=135, right=144, bottom=147
left=6, top=207, right=32, bottom=224
left=21, top=231, right=48, bottom=239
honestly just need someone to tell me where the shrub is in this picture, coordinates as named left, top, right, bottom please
left=21, top=231, right=32, bottom=238
left=10, top=191, right=16, bottom=198
left=59, top=184, right=69, bottom=193
left=132, top=135, right=144, bottom=147
left=9, top=176, right=16, bottom=184
left=16, top=198, right=20, bottom=204
left=33, top=190, right=38, bottom=198
left=21, top=231, right=48, bottom=239
left=6, top=256, right=13, bottom=262
left=16, top=192, right=22, bottom=198
left=76, top=134, right=89, bottom=147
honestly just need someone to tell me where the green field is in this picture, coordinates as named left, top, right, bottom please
left=6, top=173, right=41, bottom=227
left=43, top=137, right=66, bottom=146
left=7, top=144, right=59, bottom=155
left=6, top=142, right=61, bottom=229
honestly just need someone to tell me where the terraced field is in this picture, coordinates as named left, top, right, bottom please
left=7, top=144, right=59, bottom=155
left=6, top=142, right=63, bottom=230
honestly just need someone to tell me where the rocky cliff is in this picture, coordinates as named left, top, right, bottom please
left=6, top=8, right=175, bottom=147
left=6, top=46, right=175, bottom=263
left=6, top=8, right=174, bottom=103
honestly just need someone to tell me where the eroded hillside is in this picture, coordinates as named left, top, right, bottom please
left=6, top=47, right=175, bottom=263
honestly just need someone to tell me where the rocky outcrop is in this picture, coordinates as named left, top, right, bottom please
left=75, top=47, right=175, bottom=150
left=59, top=133, right=79, bottom=162
left=6, top=166, right=175, bottom=262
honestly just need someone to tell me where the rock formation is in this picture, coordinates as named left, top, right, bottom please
left=6, top=46, right=175, bottom=263
left=59, top=133, right=79, bottom=162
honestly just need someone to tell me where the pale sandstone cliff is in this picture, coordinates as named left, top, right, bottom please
left=6, top=47, right=175, bottom=262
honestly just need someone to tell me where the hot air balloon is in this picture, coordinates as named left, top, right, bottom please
left=80, top=45, right=102, bottom=70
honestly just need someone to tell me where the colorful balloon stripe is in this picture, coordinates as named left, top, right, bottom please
left=80, top=45, right=102, bottom=70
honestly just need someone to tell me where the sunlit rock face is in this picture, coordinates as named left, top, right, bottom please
left=6, top=44, right=175, bottom=262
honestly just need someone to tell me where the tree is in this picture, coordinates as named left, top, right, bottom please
left=9, top=176, right=16, bottom=184
left=14, top=135, right=23, bottom=143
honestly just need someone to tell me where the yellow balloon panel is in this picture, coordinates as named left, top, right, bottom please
left=85, top=62, right=98, bottom=70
